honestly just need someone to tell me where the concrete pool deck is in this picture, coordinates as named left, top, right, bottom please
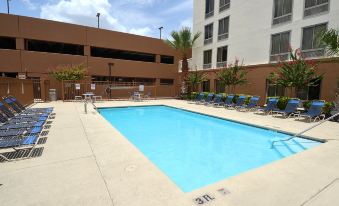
left=0, top=99, right=338, bottom=206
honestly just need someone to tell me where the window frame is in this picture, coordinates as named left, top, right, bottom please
left=269, top=30, right=291, bottom=62
left=301, top=23, right=327, bottom=58
left=304, top=0, right=330, bottom=17
left=203, top=50, right=212, bottom=69
left=205, top=0, right=215, bottom=19
left=204, top=23, right=214, bottom=45
left=216, top=45, right=228, bottom=68
left=218, top=16, right=230, bottom=41
left=272, top=0, right=293, bottom=26
left=219, top=0, right=230, bottom=12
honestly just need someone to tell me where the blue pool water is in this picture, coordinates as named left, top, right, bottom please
left=99, top=105, right=321, bottom=192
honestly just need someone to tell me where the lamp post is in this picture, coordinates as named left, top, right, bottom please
left=158, top=26, right=163, bottom=39
left=6, top=0, right=11, bottom=14
left=108, top=63, right=114, bottom=99
left=96, top=13, right=100, bottom=28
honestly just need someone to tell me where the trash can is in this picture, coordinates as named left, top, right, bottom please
left=49, top=89, right=57, bottom=101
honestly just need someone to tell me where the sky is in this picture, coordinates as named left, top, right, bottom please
left=0, top=0, right=193, bottom=39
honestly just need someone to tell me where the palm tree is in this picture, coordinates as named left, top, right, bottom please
left=187, top=68, right=208, bottom=92
left=216, top=59, right=247, bottom=93
left=321, top=28, right=339, bottom=56
left=165, top=27, right=201, bottom=94
left=269, top=49, right=323, bottom=98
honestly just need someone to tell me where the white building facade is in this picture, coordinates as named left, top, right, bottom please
left=192, top=0, right=339, bottom=70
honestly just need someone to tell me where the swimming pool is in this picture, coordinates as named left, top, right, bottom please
left=99, top=105, right=321, bottom=192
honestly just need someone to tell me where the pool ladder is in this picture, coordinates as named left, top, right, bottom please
left=271, top=112, right=339, bottom=148
left=84, top=99, right=97, bottom=114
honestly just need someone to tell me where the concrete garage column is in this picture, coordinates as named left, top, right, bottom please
left=84, top=45, right=90, bottom=56
left=16, top=38, right=24, bottom=50
left=155, top=54, right=160, bottom=63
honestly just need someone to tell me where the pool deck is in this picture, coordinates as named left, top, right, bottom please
left=0, top=99, right=338, bottom=206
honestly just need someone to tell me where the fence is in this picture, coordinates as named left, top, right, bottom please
left=0, top=77, right=34, bottom=106
left=61, top=80, right=178, bottom=101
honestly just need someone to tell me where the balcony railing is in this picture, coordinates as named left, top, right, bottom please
left=216, top=61, right=227, bottom=68
left=273, top=13, right=292, bottom=25
left=204, top=38, right=213, bottom=45
left=304, top=2, right=329, bottom=17
left=205, top=11, right=214, bottom=19
left=218, top=33, right=228, bottom=41
left=219, top=3, right=230, bottom=12
left=269, top=53, right=289, bottom=62
left=203, top=63, right=212, bottom=69
left=301, top=48, right=325, bottom=58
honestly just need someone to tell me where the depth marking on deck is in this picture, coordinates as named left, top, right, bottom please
left=193, top=188, right=231, bottom=205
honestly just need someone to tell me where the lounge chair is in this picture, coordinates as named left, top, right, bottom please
left=209, top=94, right=223, bottom=106
left=255, top=97, right=279, bottom=114
left=220, top=94, right=235, bottom=107
left=272, top=99, right=300, bottom=118
left=237, top=96, right=260, bottom=112
left=0, top=133, right=42, bottom=162
left=297, top=101, right=326, bottom=122
left=189, top=92, right=204, bottom=103
left=0, top=101, right=48, bottom=121
left=227, top=95, right=246, bottom=109
left=199, top=93, right=214, bottom=104
left=3, top=97, right=53, bottom=115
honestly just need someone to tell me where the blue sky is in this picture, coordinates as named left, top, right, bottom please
left=0, top=0, right=193, bottom=39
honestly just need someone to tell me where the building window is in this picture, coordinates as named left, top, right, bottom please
left=0, top=72, right=18, bottom=78
left=215, top=79, right=225, bottom=93
left=25, top=39, right=84, bottom=55
left=202, top=80, right=210, bottom=92
left=160, top=55, right=174, bottom=64
left=217, top=46, right=228, bottom=67
left=205, top=0, right=215, bottom=18
left=0, top=36, right=16, bottom=50
left=203, top=50, right=212, bottom=69
left=301, top=23, right=327, bottom=58
left=270, top=31, right=290, bottom=62
left=91, top=47, right=156, bottom=62
left=296, top=79, right=321, bottom=100
left=219, top=0, right=230, bottom=12
left=91, top=76, right=156, bottom=85
left=266, top=80, right=285, bottom=97
left=273, top=0, right=293, bottom=25
left=204, top=23, right=213, bottom=45
left=304, top=0, right=329, bottom=17
left=218, top=17, right=229, bottom=41
left=160, top=79, right=174, bottom=85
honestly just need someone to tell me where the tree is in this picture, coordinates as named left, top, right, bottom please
left=216, top=59, right=247, bottom=93
left=50, top=64, right=87, bottom=81
left=321, top=28, right=339, bottom=56
left=187, top=68, right=208, bottom=92
left=268, top=49, right=323, bottom=98
left=165, top=27, right=201, bottom=94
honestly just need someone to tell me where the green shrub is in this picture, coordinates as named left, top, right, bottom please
left=190, top=92, right=198, bottom=100
left=232, top=94, right=239, bottom=103
left=277, top=96, right=289, bottom=110
left=244, top=95, right=252, bottom=105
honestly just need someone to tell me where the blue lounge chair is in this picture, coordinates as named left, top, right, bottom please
left=221, top=94, right=235, bottom=107
left=190, top=92, right=204, bottom=103
left=3, top=97, right=52, bottom=115
left=227, top=95, right=246, bottom=109
left=0, top=101, right=47, bottom=121
left=272, top=99, right=300, bottom=118
left=200, top=93, right=214, bottom=104
left=255, top=97, right=279, bottom=114
left=7, top=96, right=53, bottom=114
left=298, top=101, right=326, bottom=122
left=209, top=94, right=223, bottom=106
left=237, top=96, right=260, bottom=111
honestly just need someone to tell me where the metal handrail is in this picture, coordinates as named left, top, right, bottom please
left=84, top=99, right=97, bottom=114
left=271, top=112, right=339, bottom=148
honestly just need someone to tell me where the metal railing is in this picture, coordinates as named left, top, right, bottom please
left=271, top=112, right=339, bottom=148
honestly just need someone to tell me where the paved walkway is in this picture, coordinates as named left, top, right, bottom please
left=0, top=100, right=338, bottom=206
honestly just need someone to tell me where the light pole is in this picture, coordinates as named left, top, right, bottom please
left=108, top=63, right=114, bottom=99
left=6, top=0, right=11, bottom=14
left=158, top=26, right=163, bottom=39
left=96, top=13, right=100, bottom=28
